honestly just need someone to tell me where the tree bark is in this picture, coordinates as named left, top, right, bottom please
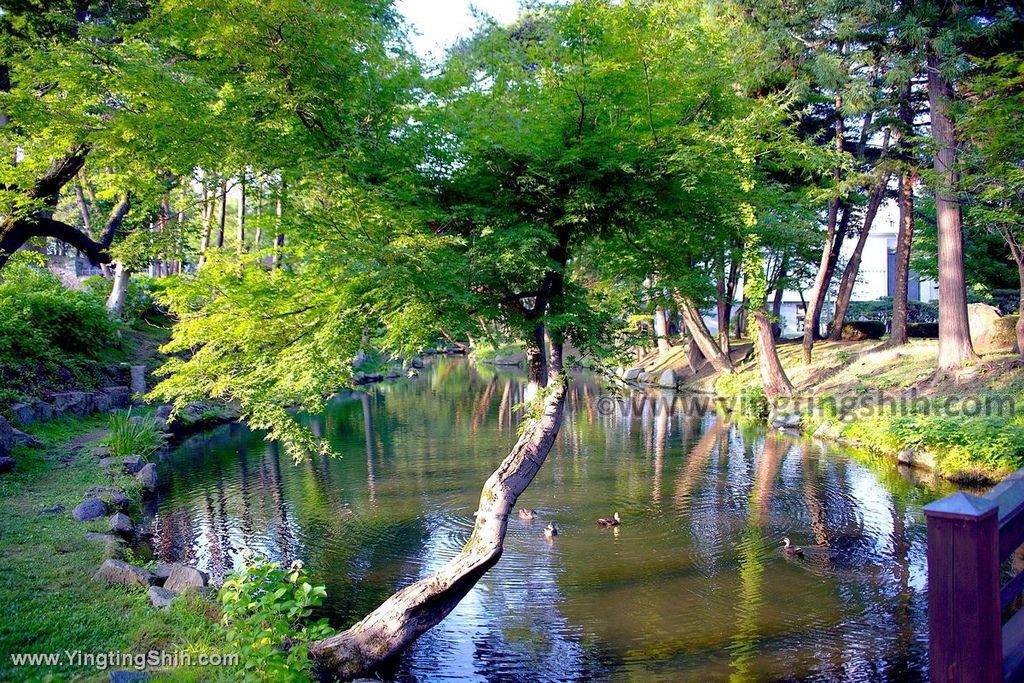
left=928, top=48, right=980, bottom=370
left=717, top=256, right=738, bottom=353
left=215, top=179, right=228, bottom=249
left=236, top=171, right=246, bottom=249
left=310, top=352, right=567, bottom=680
left=888, top=173, right=915, bottom=346
left=198, top=181, right=213, bottom=269
left=106, top=262, right=131, bottom=314
left=828, top=173, right=891, bottom=340
left=272, top=183, right=286, bottom=271
left=675, top=294, right=734, bottom=374
left=754, top=310, right=794, bottom=401
left=686, top=338, right=705, bottom=373
left=803, top=99, right=846, bottom=363
left=1003, top=230, right=1024, bottom=358
left=654, top=304, right=672, bottom=354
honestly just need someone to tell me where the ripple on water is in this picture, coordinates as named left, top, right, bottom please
left=154, top=360, right=949, bottom=682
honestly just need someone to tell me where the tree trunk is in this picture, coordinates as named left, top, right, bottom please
left=1003, top=231, right=1024, bottom=358
left=754, top=310, right=794, bottom=401
left=675, top=294, right=734, bottom=374
left=928, top=49, right=979, bottom=370
left=803, top=100, right=846, bottom=363
left=686, top=338, right=705, bottom=373
left=888, top=173, right=915, bottom=346
left=106, top=262, right=131, bottom=314
left=654, top=304, right=672, bottom=354
left=828, top=174, right=891, bottom=340
left=198, top=182, right=213, bottom=269
left=272, top=183, right=285, bottom=271
left=310, top=345, right=566, bottom=680
left=215, top=179, right=228, bottom=249
left=716, top=260, right=735, bottom=354
left=236, top=171, right=246, bottom=250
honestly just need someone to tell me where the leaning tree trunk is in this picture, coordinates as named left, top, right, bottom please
left=106, top=262, right=131, bottom=314
left=803, top=100, right=846, bottom=364
left=676, top=295, right=734, bottom=374
left=309, top=368, right=567, bottom=679
left=828, top=173, right=890, bottom=340
left=754, top=310, right=794, bottom=401
left=928, top=48, right=979, bottom=370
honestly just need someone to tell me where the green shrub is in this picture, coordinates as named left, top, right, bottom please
left=0, top=260, right=117, bottom=397
left=840, top=320, right=885, bottom=340
left=107, top=408, right=165, bottom=459
left=219, top=556, right=333, bottom=682
left=907, top=322, right=939, bottom=338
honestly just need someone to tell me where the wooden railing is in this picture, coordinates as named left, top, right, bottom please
left=924, top=468, right=1024, bottom=683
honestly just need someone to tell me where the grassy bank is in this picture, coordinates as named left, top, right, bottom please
left=0, top=416, right=226, bottom=682
left=706, top=339, right=1024, bottom=483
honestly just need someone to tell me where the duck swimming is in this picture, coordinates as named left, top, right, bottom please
left=597, top=512, right=621, bottom=527
left=518, top=508, right=536, bottom=520
left=544, top=522, right=558, bottom=537
left=782, top=537, right=804, bottom=558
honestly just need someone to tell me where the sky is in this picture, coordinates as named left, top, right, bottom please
left=395, top=0, right=522, bottom=62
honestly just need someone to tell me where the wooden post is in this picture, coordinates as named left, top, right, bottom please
left=923, top=492, right=1002, bottom=683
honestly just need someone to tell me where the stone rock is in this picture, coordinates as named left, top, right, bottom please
left=769, top=411, right=802, bottom=430
left=10, top=403, right=34, bottom=427
left=110, top=512, right=134, bottom=535
left=0, top=456, right=14, bottom=473
left=154, top=405, right=173, bottom=429
left=11, top=428, right=42, bottom=447
left=153, top=562, right=174, bottom=585
left=657, top=369, right=677, bottom=388
left=968, top=303, right=1013, bottom=353
left=40, top=504, right=65, bottom=514
left=411, top=357, right=425, bottom=369
left=122, top=455, right=144, bottom=474
left=49, top=391, right=92, bottom=417
left=129, top=365, right=147, bottom=397
left=73, top=498, right=109, bottom=521
left=93, top=559, right=154, bottom=588
left=99, top=456, right=122, bottom=470
left=163, top=563, right=208, bottom=593
left=622, top=367, right=643, bottom=382
left=491, top=353, right=526, bottom=366
left=136, top=463, right=157, bottom=494
left=637, top=372, right=651, bottom=383
left=109, top=489, right=130, bottom=510
left=0, top=415, right=12, bottom=459
left=90, top=445, right=112, bottom=458
left=101, top=386, right=131, bottom=409
left=109, top=671, right=150, bottom=683
left=91, top=391, right=112, bottom=413
left=897, top=448, right=938, bottom=471
left=813, top=421, right=832, bottom=439
left=148, top=585, right=177, bottom=608
left=32, top=400, right=53, bottom=422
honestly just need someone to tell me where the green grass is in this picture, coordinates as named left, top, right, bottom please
left=107, top=408, right=166, bottom=460
left=0, top=416, right=228, bottom=682
left=470, top=341, right=524, bottom=362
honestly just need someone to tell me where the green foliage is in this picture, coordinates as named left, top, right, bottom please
left=0, top=260, right=117, bottom=398
left=107, top=408, right=165, bottom=459
left=218, top=556, right=332, bottom=682
left=83, top=274, right=161, bottom=324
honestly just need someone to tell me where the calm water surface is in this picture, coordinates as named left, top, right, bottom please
left=153, top=359, right=958, bottom=682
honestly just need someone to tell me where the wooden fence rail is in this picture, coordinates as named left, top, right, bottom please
left=924, top=468, right=1024, bottom=682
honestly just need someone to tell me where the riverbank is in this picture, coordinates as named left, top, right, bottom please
left=0, top=415, right=227, bottom=682
left=678, top=339, right=1024, bottom=484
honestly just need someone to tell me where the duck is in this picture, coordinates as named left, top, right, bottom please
left=518, top=508, right=537, bottom=520
left=544, top=522, right=558, bottom=538
left=782, top=537, right=804, bottom=558
left=597, top=512, right=621, bottom=527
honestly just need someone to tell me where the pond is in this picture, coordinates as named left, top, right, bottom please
left=152, top=358, right=958, bottom=682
